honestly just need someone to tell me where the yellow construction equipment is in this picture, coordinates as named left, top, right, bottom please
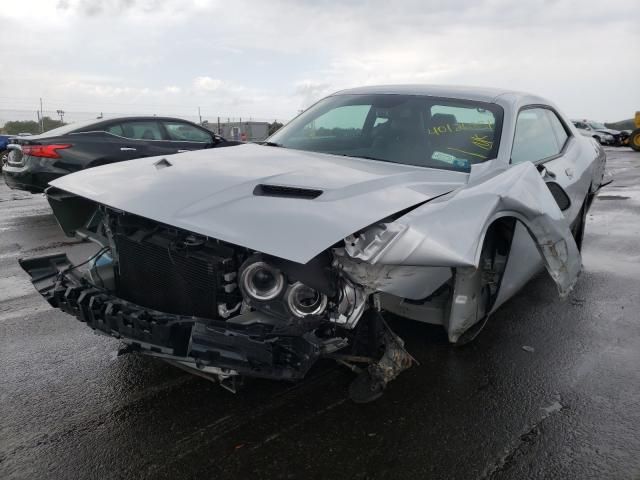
left=630, top=111, right=640, bottom=152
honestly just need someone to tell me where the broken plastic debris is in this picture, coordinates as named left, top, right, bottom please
left=522, top=345, right=535, bottom=353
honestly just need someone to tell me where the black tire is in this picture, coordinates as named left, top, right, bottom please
left=630, top=129, right=640, bottom=152
left=593, top=135, right=602, bottom=145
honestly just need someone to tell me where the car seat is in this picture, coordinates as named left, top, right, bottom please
left=141, top=129, right=156, bottom=140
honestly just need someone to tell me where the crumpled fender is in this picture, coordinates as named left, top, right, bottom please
left=372, top=161, right=582, bottom=298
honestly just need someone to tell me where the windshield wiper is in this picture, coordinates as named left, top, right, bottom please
left=259, top=141, right=284, bottom=147
left=335, top=153, right=388, bottom=162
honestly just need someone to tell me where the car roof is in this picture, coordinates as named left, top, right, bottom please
left=82, top=116, right=202, bottom=130
left=17, top=116, right=205, bottom=139
left=330, top=84, right=530, bottom=103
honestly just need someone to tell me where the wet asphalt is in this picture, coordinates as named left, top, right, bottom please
left=1, top=148, right=639, bottom=480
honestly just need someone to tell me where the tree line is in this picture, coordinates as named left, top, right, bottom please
left=1, top=117, right=66, bottom=135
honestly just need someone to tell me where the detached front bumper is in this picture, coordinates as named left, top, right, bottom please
left=19, top=253, right=323, bottom=381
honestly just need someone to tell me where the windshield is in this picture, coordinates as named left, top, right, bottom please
left=588, top=121, right=606, bottom=129
left=268, top=94, right=503, bottom=172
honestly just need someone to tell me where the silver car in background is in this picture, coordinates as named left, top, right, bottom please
left=19, top=85, right=607, bottom=402
left=572, top=119, right=618, bottom=145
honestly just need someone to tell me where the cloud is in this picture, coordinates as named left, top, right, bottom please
left=57, top=0, right=167, bottom=16
left=193, top=76, right=223, bottom=92
left=0, top=0, right=638, bottom=123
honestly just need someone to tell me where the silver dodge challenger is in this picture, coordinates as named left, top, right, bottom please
left=20, top=85, right=607, bottom=402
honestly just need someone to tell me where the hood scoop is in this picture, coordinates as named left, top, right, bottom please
left=253, top=184, right=323, bottom=199
left=154, top=158, right=173, bottom=170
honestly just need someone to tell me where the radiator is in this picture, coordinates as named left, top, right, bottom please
left=114, top=232, right=234, bottom=319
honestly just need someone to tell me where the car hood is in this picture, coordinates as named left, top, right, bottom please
left=50, top=144, right=467, bottom=263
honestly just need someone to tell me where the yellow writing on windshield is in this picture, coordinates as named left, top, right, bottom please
left=427, top=122, right=493, bottom=136
left=470, top=134, right=493, bottom=150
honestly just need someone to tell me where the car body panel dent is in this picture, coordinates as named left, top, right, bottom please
left=371, top=161, right=582, bottom=298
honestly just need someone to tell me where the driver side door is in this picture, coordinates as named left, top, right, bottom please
left=511, top=106, right=589, bottom=226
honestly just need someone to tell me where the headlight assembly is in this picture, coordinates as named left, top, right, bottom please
left=239, top=256, right=331, bottom=320
left=285, top=282, right=328, bottom=318
left=240, top=261, right=285, bottom=301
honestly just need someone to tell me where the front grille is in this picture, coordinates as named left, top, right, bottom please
left=115, top=232, right=237, bottom=319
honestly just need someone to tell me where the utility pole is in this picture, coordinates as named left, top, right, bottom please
left=39, top=98, right=44, bottom=133
left=217, top=116, right=220, bottom=135
left=198, top=107, right=202, bottom=125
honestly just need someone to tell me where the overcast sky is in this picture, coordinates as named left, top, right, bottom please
left=0, top=0, right=638, bottom=125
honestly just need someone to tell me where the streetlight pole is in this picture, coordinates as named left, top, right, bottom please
left=39, top=98, right=44, bottom=133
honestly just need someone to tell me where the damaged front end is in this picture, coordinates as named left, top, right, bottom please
left=21, top=159, right=583, bottom=401
left=21, top=193, right=413, bottom=400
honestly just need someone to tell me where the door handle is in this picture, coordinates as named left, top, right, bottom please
left=120, top=147, right=137, bottom=151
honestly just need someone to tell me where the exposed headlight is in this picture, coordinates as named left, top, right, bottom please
left=240, top=261, right=285, bottom=301
left=286, top=282, right=328, bottom=318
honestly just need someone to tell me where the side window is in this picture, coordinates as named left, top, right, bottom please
left=105, top=124, right=124, bottom=136
left=511, top=108, right=562, bottom=164
left=163, top=121, right=213, bottom=142
left=119, top=121, right=163, bottom=140
left=545, top=110, right=569, bottom=149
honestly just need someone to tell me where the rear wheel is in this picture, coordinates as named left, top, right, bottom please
left=630, top=129, right=640, bottom=152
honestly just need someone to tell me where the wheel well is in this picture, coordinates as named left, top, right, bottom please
left=480, top=217, right=517, bottom=309
left=447, top=217, right=518, bottom=345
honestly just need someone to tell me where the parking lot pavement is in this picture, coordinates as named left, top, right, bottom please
left=1, top=148, right=639, bottom=480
